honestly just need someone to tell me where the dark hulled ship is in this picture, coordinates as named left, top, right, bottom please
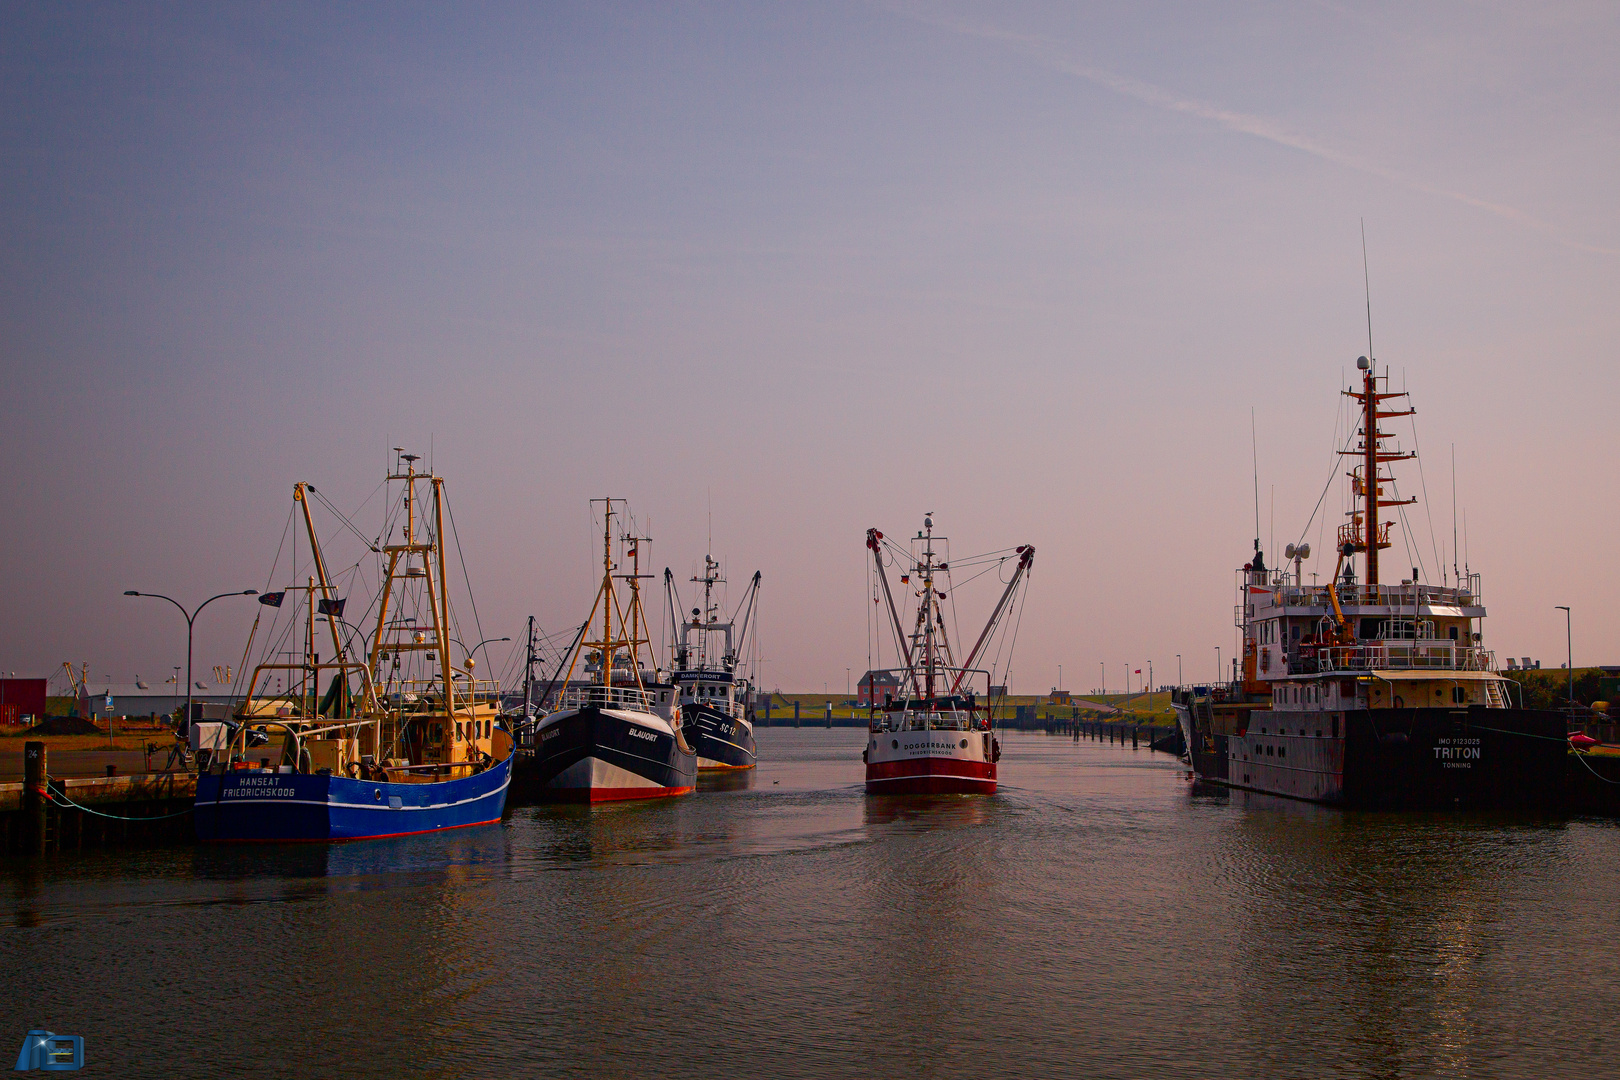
left=526, top=500, right=697, bottom=802
left=1172, top=356, right=1566, bottom=809
left=665, top=556, right=761, bottom=771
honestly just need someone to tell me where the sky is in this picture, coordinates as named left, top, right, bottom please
left=2, top=1, right=1617, bottom=696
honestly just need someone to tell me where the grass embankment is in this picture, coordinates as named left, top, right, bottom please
left=1069, top=691, right=1177, bottom=724
left=1500, top=667, right=1613, bottom=711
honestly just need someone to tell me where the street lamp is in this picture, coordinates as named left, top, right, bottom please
left=1176, top=654, right=1182, bottom=686
left=1556, top=606, right=1573, bottom=706
left=453, top=637, right=512, bottom=671
left=125, top=589, right=258, bottom=730
left=1215, top=646, right=1221, bottom=684
left=1099, top=661, right=1105, bottom=696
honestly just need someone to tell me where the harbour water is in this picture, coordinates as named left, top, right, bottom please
left=5, top=729, right=1619, bottom=1078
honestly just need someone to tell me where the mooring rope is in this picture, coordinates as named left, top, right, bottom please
left=1568, top=748, right=1620, bottom=785
left=42, top=777, right=195, bottom=820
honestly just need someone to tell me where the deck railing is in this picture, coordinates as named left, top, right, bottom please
left=869, top=709, right=977, bottom=732
left=557, top=684, right=656, bottom=713
left=1296, top=643, right=1496, bottom=674
left=1267, top=583, right=1481, bottom=611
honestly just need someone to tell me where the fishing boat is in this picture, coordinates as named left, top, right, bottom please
left=664, top=556, right=762, bottom=770
left=525, top=500, right=697, bottom=802
left=195, top=452, right=513, bottom=842
left=1171, top=356, right=1567, bottom=808
left=862, top=515, right=1034, bottom=794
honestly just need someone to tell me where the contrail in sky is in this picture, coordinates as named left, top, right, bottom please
left=895, top=5, right=1618, bottom=256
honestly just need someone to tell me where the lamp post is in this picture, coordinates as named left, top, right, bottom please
left=1556, top=606, right=1572, bottom=706
left=334, top=619, right=373, bottom=657
left=1176, top=654, right=1182, bottom=686
left=1215, top=646, right=1221, bottom=684
left=1099, top=661, right=1105, bottom=696
left=1148, top=660, right=1154, bottom=694
left=125, top=589, right=258, bottom=731
left=453, top=637, right=512, bottom=671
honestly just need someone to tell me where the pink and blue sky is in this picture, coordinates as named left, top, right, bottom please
left=3, top=2, right=1616, bottom=693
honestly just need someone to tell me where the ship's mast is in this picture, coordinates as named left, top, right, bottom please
left=1363, top=360, right=1380, bottom=586
left=1341, top=358, right=1414, bottom=588
left=694, top=554, right=723, bottom=669
left=561, top=499, right=655, bottom=692
left=922, top=519, right=936, bottom=699
left=597, top=503, right=615, bottom=687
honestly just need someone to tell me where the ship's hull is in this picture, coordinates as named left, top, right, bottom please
left=1174, top=703, right=1565, bottom=809
left=530, top=705, right=697, bottom=802
left=194, top=754, right=512, bottom=842
left=865, top=730, right=997, bottom=795
left=685, top=704, right=757, bottom=770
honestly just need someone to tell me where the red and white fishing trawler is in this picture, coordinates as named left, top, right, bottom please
left=862, top=516, right=1033, bottom=795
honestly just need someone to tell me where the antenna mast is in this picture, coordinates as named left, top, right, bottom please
left=1251, top=408, right=1262, bottom=561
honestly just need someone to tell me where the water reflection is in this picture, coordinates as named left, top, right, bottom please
left=1216, top=801, right=1569, bottom=1078
left=699, top=769, right=757, bottom=794
left=863, top=794, right=992, bottom=830
left=4, top=731, right=1615, bottom=1080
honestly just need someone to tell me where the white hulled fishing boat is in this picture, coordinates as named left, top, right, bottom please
left=862, top=515, right=1033, bottom=795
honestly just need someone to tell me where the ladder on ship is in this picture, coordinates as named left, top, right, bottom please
left=1484, top=680, right=1507, bottom=709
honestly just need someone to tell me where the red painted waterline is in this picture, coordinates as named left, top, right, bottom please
left=865, top=757, right=996, bottom=795
left=866, top=759, right=995, bottom=780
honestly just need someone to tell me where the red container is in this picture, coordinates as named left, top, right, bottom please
left=0, top=679, right=47, bottom=725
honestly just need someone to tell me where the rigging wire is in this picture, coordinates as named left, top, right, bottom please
left=1293, top=410, right=1361, bottom=549
left=442, top=486, right=485, bottom=663
left=1401, top=395, right=1446, bottom=583
left=308, top=482, right=385, bottom=551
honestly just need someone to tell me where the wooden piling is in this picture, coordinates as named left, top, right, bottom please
left=23, top=741, right=46, bottom=854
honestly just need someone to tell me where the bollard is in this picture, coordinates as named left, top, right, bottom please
left=106, top=764, right=118, bottom=777
left=1132, top=726, right=1139, bottom=748
left=764, top=698, right=772, bottom=726
left=826, top=701, right=833, bottom=729
left=24, top=741, right=46, bottom=854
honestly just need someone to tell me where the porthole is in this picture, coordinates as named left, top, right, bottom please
left=959, top=739, right=968, bottom=749
left=373, top=788, right=383, bottom=801
left=892, top=740, right=899, bottom=749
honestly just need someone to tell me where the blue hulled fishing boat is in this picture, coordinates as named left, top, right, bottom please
left=195, top=452, right=513, bottom=842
